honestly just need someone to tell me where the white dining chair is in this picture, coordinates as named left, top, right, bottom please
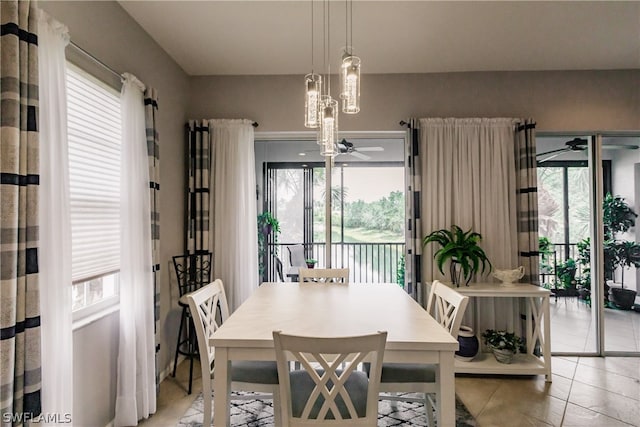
left=186, top=279, right=281, bottom=426
left=299, top=268, right=349, bottom=284
left=273, top=330, right=387, bottom=426
left=375, top=280, right=469, bottom=426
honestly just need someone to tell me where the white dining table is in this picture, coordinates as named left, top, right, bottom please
left=211, top=282, right=459, bottom=427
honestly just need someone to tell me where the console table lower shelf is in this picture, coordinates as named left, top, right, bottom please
left=455, top=352, right=548, bottom=376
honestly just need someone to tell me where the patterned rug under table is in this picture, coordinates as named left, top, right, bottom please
left=177, top=391, right=476, bottom=426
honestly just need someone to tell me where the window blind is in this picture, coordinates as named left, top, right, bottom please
left=67, top=63, right=122, bottom=283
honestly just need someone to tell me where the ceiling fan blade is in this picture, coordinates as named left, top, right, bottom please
left=536, top=147, right=571, bottom=158
left=357, top=147, right=384, bottom=152
left=538, top=152, right=566, bottom=163
left=350, top=151, right=371, bottom=160
left=602, top=144, right=640, bottom=150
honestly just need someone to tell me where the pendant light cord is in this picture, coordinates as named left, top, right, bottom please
left=311, top=0, right=314, bottom=72
left=327, top=0, right=331, bottom=95
left=350, top=0, right=353, bottom=51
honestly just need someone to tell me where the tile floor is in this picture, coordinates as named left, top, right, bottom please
left=550, top=297, right=640, bottom=353
left=142, top=355, right=640, bottom=426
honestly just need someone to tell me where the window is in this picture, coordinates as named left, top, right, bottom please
left=67, top=63, right=122, bottom=315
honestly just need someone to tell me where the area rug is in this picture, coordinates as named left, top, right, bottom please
left=177, top=391, right=476, bottom=426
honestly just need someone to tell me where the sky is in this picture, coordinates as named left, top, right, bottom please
left=341, top=167, right=404, bottom=203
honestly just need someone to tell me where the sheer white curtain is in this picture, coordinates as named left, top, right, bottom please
left=419, top=118, right=521, bottom=332
left=115, top=73, right=156, bottom=426
left=37, top=10, right=73, bottom=425
left=209, top=119, right=258, bottom=312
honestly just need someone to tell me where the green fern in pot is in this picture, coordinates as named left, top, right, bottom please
left=423, top=225, right=492, bottom=287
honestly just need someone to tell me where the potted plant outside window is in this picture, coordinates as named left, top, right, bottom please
left=423, top=225, right=492, bottom=287
left=482, top=329, right=524, bottom=364
left=577, top=194, right=640, bottom=309
left=305, top=258, right=317, bottom=269
left=257, top=211, right=281, bottom=281
left=554, top=258, right=579, bottom=297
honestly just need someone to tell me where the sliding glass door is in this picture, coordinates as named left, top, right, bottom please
left=255, top=136, right=406, bottom=284
left=537, top=133, right=640, bottom=356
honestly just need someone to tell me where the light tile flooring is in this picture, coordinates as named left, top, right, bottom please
left=550, top=297, right=640, bottom=353
left=143, top=355, right=640, bottom=426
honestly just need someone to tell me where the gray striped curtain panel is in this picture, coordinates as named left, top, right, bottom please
left=186, top=121, right=212, bottom=256
left=516, top=120, right=539, bottom=285
left=0, top=0, right=42, bottom=422
left=145, top=88, right=161, bottom=394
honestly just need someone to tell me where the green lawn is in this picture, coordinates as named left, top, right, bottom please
left=314, top=225, right=403, bottom=243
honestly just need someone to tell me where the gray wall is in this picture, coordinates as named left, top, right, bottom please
left=188, top=70, right=640, bottom=132
left=39, top=1, right=189, bottom=425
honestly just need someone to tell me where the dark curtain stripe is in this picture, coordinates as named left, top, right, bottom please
left=23, top=391, right=41, bottom=416
left=517, top=187, right=537, bottom=194
left=25, top=248, right=38, bottom=274
left=0, top=315, right=40, bottom=340
left=0, top=173, right=40, bottom=186
left=0, top=22, right=38, bottom=44
left=144, top=98, right=158, bottom=108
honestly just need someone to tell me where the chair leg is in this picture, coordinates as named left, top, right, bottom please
left=273, top=389, right=282, bottom=427
left=203, top=390, right=213, bottom=427
left=173, top=306, right=187, bottom=377
left=186, top=312, right=198, bottom=394
left=188, top=349, right=194, bottom=395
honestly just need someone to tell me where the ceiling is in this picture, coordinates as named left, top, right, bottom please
left=118, top=1, right=640, bottom=76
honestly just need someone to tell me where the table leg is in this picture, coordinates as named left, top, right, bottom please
left=213, top=347, right=231, bottom=427
left=437, top=351, right=456, bottom=427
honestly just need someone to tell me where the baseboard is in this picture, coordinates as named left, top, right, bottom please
left=104, top=419, right=114, bottom=427
left=159, top=354, right=186, bottom=384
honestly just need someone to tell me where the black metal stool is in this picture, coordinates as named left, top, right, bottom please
left=172, top=252, right=212, bottom=394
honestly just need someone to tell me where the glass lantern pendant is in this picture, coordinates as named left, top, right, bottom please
left=340, top=54, right=360, bottom=114
left=319, top=95, right=338, bottom=157
left=304, top=73, right=322, bottom=128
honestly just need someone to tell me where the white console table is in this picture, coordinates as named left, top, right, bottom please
left=447, top=282, right=552, bottom=382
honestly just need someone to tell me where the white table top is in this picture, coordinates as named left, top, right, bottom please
left=442, top=282, right=551, bottom=297
left=211, top=282, right=458, bottom=351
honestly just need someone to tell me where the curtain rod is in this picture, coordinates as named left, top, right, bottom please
left=185, top=121, right=259, bottom=128
left=68, top=41, right=260, bottom=128
left=69, top=41, right=121, bottom=79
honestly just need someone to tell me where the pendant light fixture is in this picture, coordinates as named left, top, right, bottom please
left=318, top=0, right=338, bottom=157
left=304, top=0, right=322, bottom=128
left=340, top=0, right=360, bottom=114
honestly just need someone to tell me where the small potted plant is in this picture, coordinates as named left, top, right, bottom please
left=482, top=329, right=523, bottom=364
left=305, top=258, right=317, bottom=269
left=423, top=225, right=492, bottom=286
left=554, top=258, right=579, bottom=297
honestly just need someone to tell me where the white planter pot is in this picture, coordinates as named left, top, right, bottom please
left=492, top=348, right=515, bottom=364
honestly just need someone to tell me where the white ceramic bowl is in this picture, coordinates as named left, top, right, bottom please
left=492, top=266, right=525, bottom=283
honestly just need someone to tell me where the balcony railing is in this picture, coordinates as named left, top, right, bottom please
left=539, top=242, right=584, bottom=288
left=264, top=242, right=405, bottom=285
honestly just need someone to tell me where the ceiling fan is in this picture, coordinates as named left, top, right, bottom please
left=536, top=137, right=639, bottom=163
left=336, top=139, right=384, bottom=160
